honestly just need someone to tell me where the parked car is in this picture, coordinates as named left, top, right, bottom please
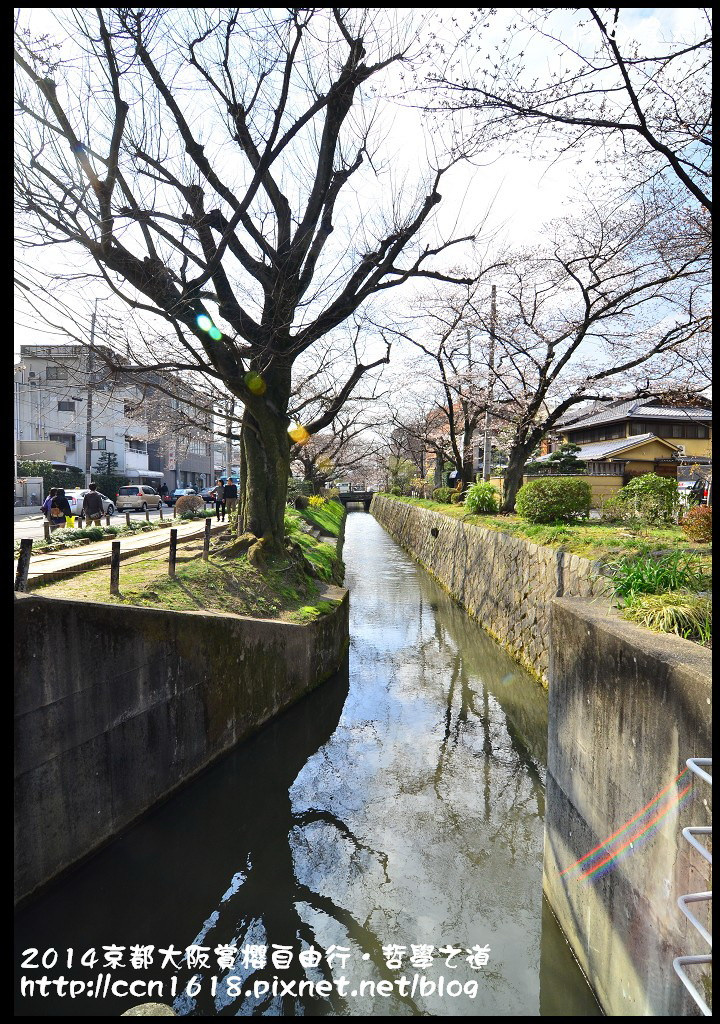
left=200, top=486, right=219, bottom=505
left=115, top=485, right=163, bottom=512
left=164, top=487, right=198, bottom=507
left=65, top=488, right=116, bottom=517
left=679, top=478, right=711, bottom=506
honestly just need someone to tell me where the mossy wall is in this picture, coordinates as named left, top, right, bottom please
left=14, top=588, right=349, bottom=904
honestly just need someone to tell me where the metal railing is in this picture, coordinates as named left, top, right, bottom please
left=673, top=758, right=712, bottom=1016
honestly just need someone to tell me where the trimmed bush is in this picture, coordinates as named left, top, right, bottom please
left=464, top=481, right=499, bottom=514
left=293, top=495, right=309, bottom=509
left=515, top=477, right=591, bottom=523
left=680, top=504, right=712, bottom=542
left=432, top=486, right=455, bottom=504
left=617, top=473, right=680, bottom=524
left=389, top=486, right=402, bottom=496
left=175, top=494, right=205, bottom=516
left=450, top=491, right=463, bottom=504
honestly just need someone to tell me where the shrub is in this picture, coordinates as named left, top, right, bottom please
left=450, top=491, right=463, bottom=504
left=680, top=504, right=712, bottom=542
left=618, top=473, right=680, bottom=524
left=308, top=495, right=326, bottom=507
left=325, top=487, right=340, bottom=501
left=293, top=494, right=310, bottom=509
left=389, top=486, right=402, bottom=496
left=432, top=486, right=455, bottom=504
left=515, top=477, right=591, bottom=523
left=175, top=494, right=205, bottom=516
left=464, top=481, right=499, bottom=514
left=622, top=593, right=711, bottom=646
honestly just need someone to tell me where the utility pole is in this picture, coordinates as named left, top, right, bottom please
left=85, top=299, right=98, bottom=487
left=482, top=285, right=497, bottom=482
left=225, top=398, right=234, bottom=478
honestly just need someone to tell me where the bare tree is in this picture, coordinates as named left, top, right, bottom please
left=470, top=200, right=709, bottom=510
left=428, top=7, right=712, bottom=216
left=15, top=9, right=474, bottom=560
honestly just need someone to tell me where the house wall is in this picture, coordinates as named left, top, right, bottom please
left=488, top=474, right=623, bottom=506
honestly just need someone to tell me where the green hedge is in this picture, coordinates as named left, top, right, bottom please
left=515, top=477, right=591, bottom=523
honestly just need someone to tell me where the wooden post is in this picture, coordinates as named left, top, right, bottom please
left=173, top=503, right=177, bottom=519
left=125, top=512, right=131, bottom=527
left=145, top=508, right=150, bottom=522
left=77, top=514, right=84, bottom=529
left=169, top=528, right=177, bottom=578
left=43, top=522, right=51, bottom=541
left=105, top=513, right=111, bottom=526
left=159, top=503, right=164, bottom=520
left=14, top=538, right=32, bottom=592
left=203, top=516, right=211, bottom=560
left=110, top=541, right=120, bottom=595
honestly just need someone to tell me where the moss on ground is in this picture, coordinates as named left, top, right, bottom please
left=295, top=498, right=345, bottom=537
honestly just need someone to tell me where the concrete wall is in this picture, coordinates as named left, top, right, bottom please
left=14, top=589, right=349, bottom=904
left=545, top=598, right=712, bottom=1016
left=371, top=494, right=606, bottom=684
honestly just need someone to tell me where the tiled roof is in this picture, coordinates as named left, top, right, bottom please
left=562, top=401, right=712, bottom=430
left=533, top=433, right=680, bottom=461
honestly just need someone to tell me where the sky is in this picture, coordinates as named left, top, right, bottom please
left=14, top=8, right=710, bottom=407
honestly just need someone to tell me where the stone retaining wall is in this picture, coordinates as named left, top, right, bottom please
left=371, top=494, right=607, bottom=684
left=14, top=588, right=349, bottom=904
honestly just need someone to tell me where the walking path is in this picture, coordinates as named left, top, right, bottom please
left=19, top=519, right=231, bottom=588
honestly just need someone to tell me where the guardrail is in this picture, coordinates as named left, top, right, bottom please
left=673, top=757, right=712, bottom=1016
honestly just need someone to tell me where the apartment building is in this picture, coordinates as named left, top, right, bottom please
left=15, top=345, right=214, bottom=489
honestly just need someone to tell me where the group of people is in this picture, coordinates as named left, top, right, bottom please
left=41, top=482, right=106, bottom=531
left=213, top=478, right=238, bottom=521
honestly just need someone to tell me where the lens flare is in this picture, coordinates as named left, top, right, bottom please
left=208, top=326, right=223, bottom=340
left=244, top=371, right=267, bottom=395
left=196, top=314, right=213, bottom=332
left=288, top=422, right=310, bottom=445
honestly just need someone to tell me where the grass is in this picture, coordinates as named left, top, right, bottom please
left=621, top=593, right=712, bottom=646
left=295, top=498, right=345, bottom=538
left=14, top=517, right=174, bottom=555
left=377, top=493, right=709, bottom=560
left=284, top=507, right=345, bottom=583
left=31, top=531, right=342, bottom=622
left=605, top=550, right=710, bottom=601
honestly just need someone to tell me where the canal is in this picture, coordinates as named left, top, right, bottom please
left=15, top=510, right=601, bottom=1016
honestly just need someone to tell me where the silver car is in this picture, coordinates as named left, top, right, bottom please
left=64, top=489, right=116, bottom=517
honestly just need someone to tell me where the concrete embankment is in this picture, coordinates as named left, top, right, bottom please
left=371, top=494, right=606, bottom=685
left=15, top=517, right=349, bottom=904
left=546, top=598, right=712, bottom=1016
left=371, top=495, right=712, bottom=1016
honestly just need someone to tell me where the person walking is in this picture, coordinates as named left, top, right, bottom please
left=215, top=479, right=226, bottom=522
left=224, top=478, right=238, bottom=519
left=81, top=482, right=104, bottom=526
left=42, top=487, right=57, bottom=522
left=49, top=487, right=72, bottom=531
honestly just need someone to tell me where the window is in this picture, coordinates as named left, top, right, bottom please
left=125, top=438, right=147, bottom=454
left=48, top=433, right=76, bottom=452
left=91, top=436, right=107, bottom=450
left=46, top=365, right=68, bottom=381
left=57, top=401, right=75, bottom=412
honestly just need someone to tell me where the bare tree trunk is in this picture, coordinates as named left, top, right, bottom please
left=501, top=444, right=531, bottom=513
left=237, top=408, right=291, bottom=558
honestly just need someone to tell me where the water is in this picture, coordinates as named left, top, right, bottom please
left=15, top=510, right=601, bottom=1016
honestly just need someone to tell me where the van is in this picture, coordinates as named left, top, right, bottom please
left=115, top=485, right=163, bottom=511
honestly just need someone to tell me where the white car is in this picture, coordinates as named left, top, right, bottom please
left=64, top=488, right=116, bottom=517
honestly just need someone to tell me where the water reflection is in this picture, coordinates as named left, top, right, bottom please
left=15, top=510, right=599, bottom=1016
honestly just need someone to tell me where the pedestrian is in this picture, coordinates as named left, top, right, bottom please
left=49, top=487, right=72, bottom=531
left=81, top=482, right=104, bottom=526
left=224, top=478, right=238, bottom=518
left=159, top=482, right=169, bottom=499
left=42, top=487, right=57, bottom=521
left=215, top=478, right=226, bottom=521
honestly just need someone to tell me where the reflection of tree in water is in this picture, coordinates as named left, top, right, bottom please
left=176, top=665, right=420, bottom=1017
left=414, top=592, right=545, bottom=863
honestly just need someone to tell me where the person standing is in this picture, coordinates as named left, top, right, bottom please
left=81, top=482, right=104, bottom=526
left=214, top=479, right=226, bottom=522
left=223, top=478, right=238, bottom=519
left=49, top=487, right=72, bottom=530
